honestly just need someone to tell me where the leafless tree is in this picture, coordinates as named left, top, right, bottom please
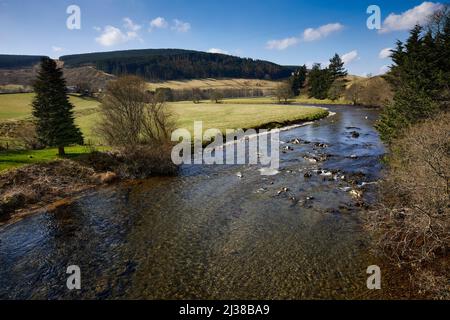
left=275, top=81, right=293, bottom=104
left=96, top=76, right=174, bottom=150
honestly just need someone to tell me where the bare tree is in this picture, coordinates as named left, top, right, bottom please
left=210, top=90, right=224, bottom=103
left=275, top=81, right=293, bottom=104
left=192, top=88, right=202, bottom=104
left=96, top=76, right=174, bottom=150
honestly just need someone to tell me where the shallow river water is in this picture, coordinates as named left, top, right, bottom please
left=0, top=105, right=388, bottom=299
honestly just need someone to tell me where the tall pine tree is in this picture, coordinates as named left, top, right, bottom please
left=377, top=9, right=450, bottom=143
left=328, top=53, right=348, bottom=82
left=32, top=57, right=83, bottom=155
left=289, top=64, right=307, bottom=96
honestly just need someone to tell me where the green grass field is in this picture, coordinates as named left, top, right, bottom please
left=171, top=101, right=328, bottom=134
left=0, top=93, right=328, bottom=171
left=0, top=146, right=108, bottom=171
left=0, top=93, right=100, bottom=120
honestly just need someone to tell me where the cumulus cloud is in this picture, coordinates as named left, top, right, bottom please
left=207, top=48, right=229, bottom=54
left=302, top=23, right=344, bottom=41
left=123, top=17, right=141, bottom=32
left=380, top=2, right=443, bottom=33
left=172, top=19, right=191, bottom=32
left=95, top=18, right=142, bottom=47
left=341, top=50, right=359, bottom=65
left=266, top=37, right=299, bottom=50
left=150, top=17, right=168, bottom=30
left=52, top=46, right=64, bottom=53
left=266, top=22, right=343, bottom=51
left=379, top=47, right=393, bottom=59
left=96, top=26, right=128, bottom=46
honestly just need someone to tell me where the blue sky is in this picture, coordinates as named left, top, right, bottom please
left=0, top=0, right=444, bottom=76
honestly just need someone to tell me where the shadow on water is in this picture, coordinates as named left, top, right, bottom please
left=0, top=106, right=390, bottom=299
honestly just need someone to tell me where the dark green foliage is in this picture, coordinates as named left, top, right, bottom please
left=308, top=64, right=331, bottom=99
left=32, top=58, right=83, bottom=154
left=377, top=9, right=450, bottom=142
left=60, top=49, right=296, bottom=81
left=308, top=54, right=348, bottom=100
left=328, top=53, right=348, bottom=82
left=0, top=54, right=47, bottom=69
left=289, top=65, right=307, bottom=96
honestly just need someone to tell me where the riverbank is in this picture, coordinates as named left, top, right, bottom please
left=0, top=158, right=116, bottom=224
left=0, top=106, right=329, bottom=222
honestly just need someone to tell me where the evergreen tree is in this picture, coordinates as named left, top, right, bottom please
left=32, top=57, right=83, bottom=155
left=308, top=64, right=330, bottom=99
left=289, top=64, right=307, bottom=96
left=328, top=53, right=347, bottom=82
left=377, top=8, right=450, bottom=142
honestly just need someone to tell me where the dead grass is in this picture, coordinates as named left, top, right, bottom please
left=367, top=112, right=450, bottom=298
left=0, top=159, right=99, bottom=219
left=146, top=78, right=279, bottom=91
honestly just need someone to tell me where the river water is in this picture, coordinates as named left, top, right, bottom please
left=0, top=105, right=387, bottom=299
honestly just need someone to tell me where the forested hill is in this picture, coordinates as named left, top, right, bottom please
left=60, top=49, right=296, bottom=81
left=0, top=54, right=47, bottom=69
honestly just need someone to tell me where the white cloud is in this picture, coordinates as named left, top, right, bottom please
left=95, top=18, right=142, bottom=47
left=302, top=23, right=344, bottom=41
left=123, top=18, right=142, bottom=41
left=379, top=47, right=393, bottom=59
left=123, top=17, right=141, bottom=32
left=380, top=2, right=443, bottom=33
left=207, top=48, right=229, bottom=54
left=341, top=50, right=359, bottom=65
left=172, top=19, right=191, bottom=32
left=150, top=17, right=168, bottom=30
left=266, top=37, right=299, bottom=50
left=266, top=22, right=343, bottom=51
left=96, top=26, right=129, bottom=46
left=379, top=65, right=391, bottom=75
left=52, top=46, right=64, bottom=53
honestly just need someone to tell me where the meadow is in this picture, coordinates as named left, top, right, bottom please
left=0, top=93, right=328, bottom=171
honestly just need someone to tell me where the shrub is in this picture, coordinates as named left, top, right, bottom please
left=96, top=76, right=177, bottom=177
left=367, top=112, right=450, bottom=296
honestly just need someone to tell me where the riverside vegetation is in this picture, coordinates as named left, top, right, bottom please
left=368, top=7, right=450, bottom=298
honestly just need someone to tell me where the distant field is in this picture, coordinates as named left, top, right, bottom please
left=0, top=93, right=100, bottom=120
left=222, top=95, right=352, bottom=105
left=147, top=78, right=279, bottom=91
left=72, top=102, right=329, bottom=143
left=170, top=102, right=328, bottom=134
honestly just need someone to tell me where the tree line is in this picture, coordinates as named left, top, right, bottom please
left=275, top=54, right=348, bottom=103
left=60, top=49, right=296, bottom=81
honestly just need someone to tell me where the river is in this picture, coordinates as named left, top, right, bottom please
left=0, top=105, right=387, bottom=299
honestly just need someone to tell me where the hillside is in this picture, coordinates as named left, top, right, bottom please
left=345, top=75, right=393, bottom=107
left=0, top=54, right=47, bottom=69
left=146, top=78, right=279, bottom=91
left=0, top=65, right=116, bottom=91
left=60, top=49, right=296, bottom=81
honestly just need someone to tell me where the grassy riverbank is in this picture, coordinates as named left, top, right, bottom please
left=0, top=93, right=328, bottom=171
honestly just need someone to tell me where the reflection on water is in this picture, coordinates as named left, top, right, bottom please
left=0, top=106, right=386, bottom=299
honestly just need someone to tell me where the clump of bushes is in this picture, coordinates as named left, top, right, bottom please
left=368, top=112, right=450, bottom=297
left=95, top=75, right=177, bottom=178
